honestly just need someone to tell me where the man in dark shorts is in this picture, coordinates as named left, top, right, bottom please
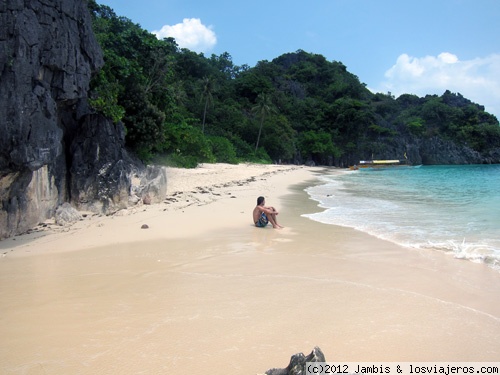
left=252, top=196, right=283, bottom=229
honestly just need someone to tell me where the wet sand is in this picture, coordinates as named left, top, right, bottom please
left=1, top=164, right=499, bottom=374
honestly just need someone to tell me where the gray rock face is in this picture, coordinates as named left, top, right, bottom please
left=69, top=113, right=131, bottom=213
left=55, top=202, right=82, bottom=226
left=265, top=346, right=326, bottom=375
left=0, top=0, right=166, bottom=238
left=69, top=114, right=167, bottom=213
left=418, top=136, right=484, bottom=165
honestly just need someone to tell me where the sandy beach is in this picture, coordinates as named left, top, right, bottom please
left=1, top=163, right=499, bottom=374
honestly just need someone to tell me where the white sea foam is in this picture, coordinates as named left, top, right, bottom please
left=303, top=165, right=500, bottom=271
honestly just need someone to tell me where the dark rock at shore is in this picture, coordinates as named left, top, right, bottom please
left=265, top=346, right=326, bottom=375
left=0, top=0, right=166, bottom=239
left=351, top=135, right=500, bottom=168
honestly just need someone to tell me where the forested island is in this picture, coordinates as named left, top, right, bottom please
left=89, top=1, right=500, bottom=167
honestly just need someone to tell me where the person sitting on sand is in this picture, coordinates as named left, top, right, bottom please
left=253, top=196, right=283, bottom=229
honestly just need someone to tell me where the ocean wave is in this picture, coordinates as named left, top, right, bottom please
left=420, top=239, right=500, bottom=271
left=303, top=165, right=500, bottom=272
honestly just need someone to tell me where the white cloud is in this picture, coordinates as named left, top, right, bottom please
left=375, top=52, right=500, bottom=120
left=152, top=18, right=217, bottom=53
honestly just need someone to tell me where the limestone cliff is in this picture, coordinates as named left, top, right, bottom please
left=0, top=0, right=166, bottom=239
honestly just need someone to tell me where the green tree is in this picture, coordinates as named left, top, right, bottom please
left=261, top=115, right=296, bottom=161
left=200, top=76, right=216, bottom=134
left=404, top=116, right=425, bottom=136
left=88, top=2, right=500, bottom=166
left=251, top=93, right=276, bottom=153
left=207, top=136, right=238, bottom=163
left=299, top=130, right=340, bottom=164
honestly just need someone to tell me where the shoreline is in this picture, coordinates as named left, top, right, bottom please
left=1, top=163, right=499, bottom=374
left=0, top=163, right=319, bottom=257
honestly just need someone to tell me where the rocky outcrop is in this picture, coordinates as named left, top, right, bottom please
left=55, top=202, right=82, bottom=226
left=265, top=347, right=326, bottom=375
left=0, top=0, right=166, bottom=239
left=418, top=137, right=486, bottom=165
left=348, top=135, right=500, bottom=168
left=69, top=114, right=167, bottom=212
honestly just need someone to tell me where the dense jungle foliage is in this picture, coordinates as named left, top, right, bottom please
left=88, top=1, right=500, bottom=167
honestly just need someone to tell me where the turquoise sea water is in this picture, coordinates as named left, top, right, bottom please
left=303, top=165, right=500, bottom=270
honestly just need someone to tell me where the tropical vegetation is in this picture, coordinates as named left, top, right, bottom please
left=88, top=1, right=500, bottom=167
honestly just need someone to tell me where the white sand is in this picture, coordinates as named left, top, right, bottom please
left=0, top=163, right=499, bottom=374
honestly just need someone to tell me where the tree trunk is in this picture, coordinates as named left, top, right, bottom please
left=255, top=117, right=264, bottom=152
left=202, top=97, right=209, bottom=133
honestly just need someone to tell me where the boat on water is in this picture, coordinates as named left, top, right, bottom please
left=350, top=158, right=420, bottom=170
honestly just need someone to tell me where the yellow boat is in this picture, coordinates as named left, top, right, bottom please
left=350, top=159, right=409, bottom=170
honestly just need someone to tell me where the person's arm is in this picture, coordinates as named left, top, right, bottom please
left=262, top=206, right=278, bottom=215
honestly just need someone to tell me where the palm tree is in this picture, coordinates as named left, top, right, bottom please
left=252, top=93, right=275, bottom=153
left=200, top=76, right=215, bottom=134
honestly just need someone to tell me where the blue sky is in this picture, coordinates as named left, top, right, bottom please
left=99, top=0, right=500, bottom=120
